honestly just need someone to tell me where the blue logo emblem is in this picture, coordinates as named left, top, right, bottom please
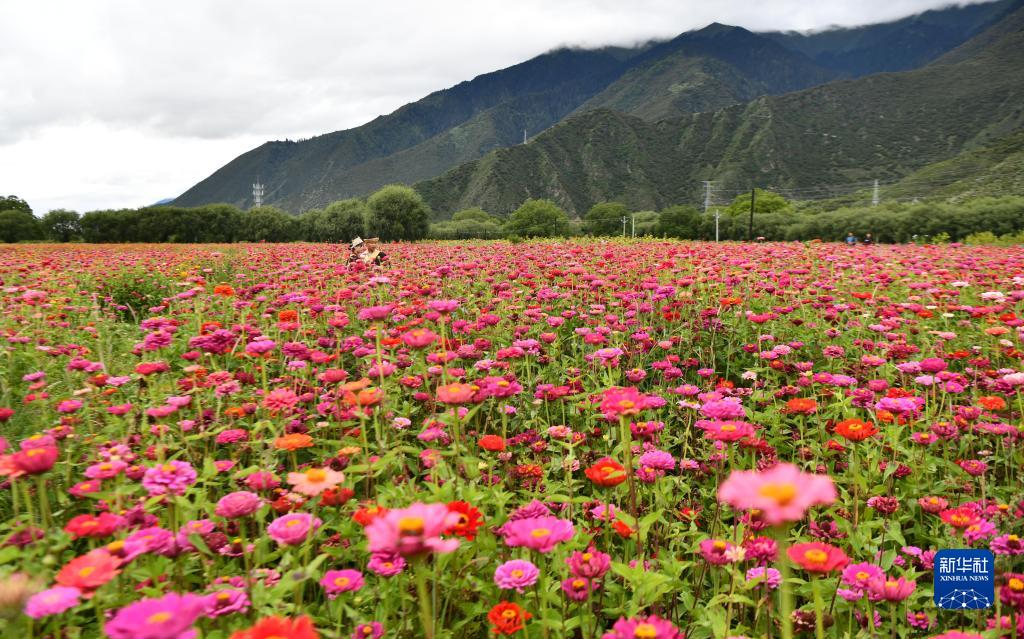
left=933, top=549, right=994, bottom=609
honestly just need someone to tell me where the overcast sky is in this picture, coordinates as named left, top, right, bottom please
left=1, top=0, right=988, bottom=213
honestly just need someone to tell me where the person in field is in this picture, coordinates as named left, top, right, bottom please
left=349, top=237, right=388, bottom=266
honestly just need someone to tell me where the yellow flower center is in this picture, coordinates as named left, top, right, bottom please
left=531, top=528, right=551, bottom=538
left=572, top=579, right=586, bottom=589
left=856, top=571, right=869, bottom=580
left=886, top=580, right=899, bottom=588
left=713, top=540, right=727, bottom=550
left=217, top=592, right=231, bottom=601
left=511, top=570, right=524, bottom=578
left=720, top=424, right=737, bottom=432
left=79, top=566, right=96, bottom=577
left=634, top=624, right=658, bottom=638
left=618, top=400, right=635, bottom=409
left=399, top=517, right=425, bottom=535
left=1009, top=578, right=1024, bottom=592
left=306, top=468, right=327, bottom=483
left=582, top=553, right=593, bottom=561
left=759, top=482, right=797, bottom=506
left=804, top=549, right=828, bottom=563
left=147, top=612, right=171, bottom=624
left=334, top=577, right=350, bottom=588
left=286, top=519, right=302, bottom=527
left=161, top=463, right=175, bottom=472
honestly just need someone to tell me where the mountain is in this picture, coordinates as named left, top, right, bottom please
left=413, top=5, right=1024, bottom=215
left=173, top=1, right=1019, bottom=213
left=573, top=23, right=839, bottom=121
left=173, top=47, right=641, bottom=212
left=764, top=0, right=1021, bottom=76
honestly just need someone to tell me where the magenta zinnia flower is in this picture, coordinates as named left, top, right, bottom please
left=267, top=513, right=322, bottom=546
left=717, top=463, right=836, bottom=525
left=202, top=589, right=250, bottom=618
left=214, top=491, right=264, bottom=518
left=502, top=516, right=574, bottom=553
left=24, top=586, right=81, bottom=619
left=566, top=547, right=611, bottom=579
left=321, top=569, right=365, bottom=598
left=867, top=575, right=916, bottom=601
left=602, top=615, right=683, bottom=639
left=104, top=592, right=205, bottom=639
left=494, top=559, right=539, bottom=593
left=365, top=502, right=460, bottom=557
left=141, top=461, right=197, bottom=496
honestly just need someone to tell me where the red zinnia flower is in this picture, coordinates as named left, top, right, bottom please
left=787, top=542, right=849, bottom=573
left=585, top=457, right=627, bottom=487
left=229, top=615, right=320, bottom=639
left=353, top=504, right=388, bottom=527
left=54, top=550, right=121, bottom=596
left=446, top=501, right=484, bottom=540
left=478, top=435, right=506, bottom=452
left=940, top=506, right=981, bottom=529
left=784, top=398, right=818, bottom=415
left=488, top=601, right=531, bottom=635
left=834, top=419, right=878, bottom=442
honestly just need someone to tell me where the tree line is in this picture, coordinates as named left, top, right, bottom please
left=4, top=190, right=1024, bottom=244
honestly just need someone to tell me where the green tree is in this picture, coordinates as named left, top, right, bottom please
left=583, top=202, right=629, bottom=236
left=366, top=185, right=431, bottom=242
left=238, top=207, right=297, bottom=242
left=503, top=199, right=570, bottom=238
left=631, top=210, right=659, bottom=236
left=41, top=209, right=81, bottom=242
left=725, top=189, right=792, bottom=216
left=316, top=199, right=368, bottom=243
left=0, top=195, right=32, bottom=215
left=655, top=205, right=700, bottom=238
left=0, top=209, right=43, bottom=243
left=451, top=208, right=497, bottom=224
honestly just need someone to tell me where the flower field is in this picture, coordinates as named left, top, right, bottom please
left=1, top=240, right=1023, bottom=639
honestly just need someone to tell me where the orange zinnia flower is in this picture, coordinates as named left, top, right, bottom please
left=785, top=398, right=818, bottom=415
left=213, top=284, right=235, bottom=297
left=55, top=550, right=121, bottom=596
left=274, top=433, right=314, bottom=451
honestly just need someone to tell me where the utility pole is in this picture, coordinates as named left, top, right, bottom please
left=523, top=129, right=527, bottom=145
left=252, top=178, right=264, bottom=209
left=872, top=179, right=879, bottom=207
left=702, top=180, right=713, bottom=214
left=631, top=214, right=635, bottom=238
left=622, top=215, right=628, bottom=237
left=714, top=209, right=720, bottom=242
left=748, top=188, right=756, bottom=241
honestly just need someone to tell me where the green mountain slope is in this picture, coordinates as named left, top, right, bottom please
left=576, top=24, right=839, bottom=121
left=414, top=7, right=1024, bottom=216
left=764, top=0, right=1020, bottom=76
left=173, top=47, right=638, bottom=211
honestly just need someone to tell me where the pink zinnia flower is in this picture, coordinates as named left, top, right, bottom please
left=494, top=559, right=539, bottom=593
left=842, top=563, right=884, bottom=590
left=367, top=552, right=406, bottom=576
left=503, top=516, right=574, bottom=553
left=599, top=387, right=659, bottom=421
left=867, top=575, right=916, bottom=601
left=263, top=388, right=298, bottom=412
left=697, top=420, right=756, bottom=442
left=286, top=467, right=345, bottom=496
left=24, top=586, right=81, bottom=618
left=321, top=569, right=364, bottom=598
left=365, top=502, right=461, bottom=557
left=717, top=463, right=837, bottom=525
left=104, top=592, right=205, bottom=639
left=202, top=589, right=250, bottom=618
left=141, top=461, right=197, bottom=496
left=566, top=547, right=611, bottom=579
left=561, top=577, right=593, bottom=601
left=267, top=513, right=322, bottom=546
left=602, top=615, right=683, bottom=639
left=214, top=491, right=264, bottom=518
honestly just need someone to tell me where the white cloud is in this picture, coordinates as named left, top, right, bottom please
left=0, top=0, right=990, bottom=213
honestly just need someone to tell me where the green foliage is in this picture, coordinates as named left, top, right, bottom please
left=305, top=199, right=368, bottom=243
left=0, top=195, right=32, bottom=215
left=631, top=210, right=660, bottom=236
left=40, top=210, right=81, bottom=242
left=367, top=185, right=431, bottom=242
left=503, top=199, right=571, bottom=238
left=655, top=205, right=701, bottom=239
left=964, top=229, right=1024, bottom=245
left=0, top=209, right=43, bottom=243
left=96, top=268, right=175, bottom=322
left=238, top=206, right=298, bottom=242
left=451, top=208, right=495, bottom=224
left=584, top=202, right=630, bottom=236
left=725, top=189, right=792, bottom=216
